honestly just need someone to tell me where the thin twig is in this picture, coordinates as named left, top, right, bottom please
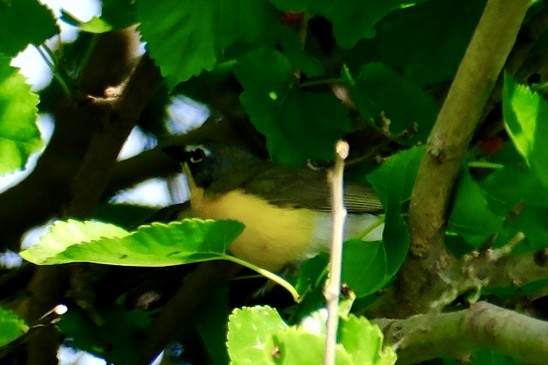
left=34, top=45, right=72, bottom=98
left=324, top=140, right=349, bottom=365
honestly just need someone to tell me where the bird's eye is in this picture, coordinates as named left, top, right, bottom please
left=186, top=145, right=210, bottom=164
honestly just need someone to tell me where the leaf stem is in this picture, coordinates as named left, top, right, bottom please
left=223, top=255, right=301, bottom=303
left=77, top=35, right=99, bottom=80
left=299, top=78, right=342, bottom=88
left=467, top=161, right=504, bottom=169
left=34, top=45, right=72, bottom=99
left=351, top=214, right=385, bottom=240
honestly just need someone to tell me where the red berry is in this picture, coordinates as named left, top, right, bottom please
left=280, top=12, right=303, bottom=25
left=479, top=136, right=504, bottom=155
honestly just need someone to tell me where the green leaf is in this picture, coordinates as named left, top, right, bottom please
left=480, top=162, right=547, bottom=213
left=371, top=0, right=485, bottom=86
left=338, top=315, right=397, bottom=365
left=227, top=306, right=287, bottom=364
left=503, top=73, right=548, bottom=191
left=235, top=48, right=351, bottom=165
left=0, top=57, right=42, bottom=176
left=0, top=0, right=57, bottom=57
left=194, top=284, right=231, bottom=365
left=448, top=169, right=504, bottom=248
left=275, top=328, right=353, bottom=365
left=227, top=306, right=396, bottom=365
left=277, top=27, right=324, bottom=77
left=60, top=10, right=113, bottom=33
left=137, top=0, right=216, bottom=88
left=0, top=307, right=29, bottom=347
left=508, top=208, right=548, bottom=251
left=342, top=63, right=438, bottom=143
left=368, top=146, right=423, bottom=207
left=368, top=147, right=423, bottom=282
left=478, top=145, right=548, bottom=250
left=341, top=240, right=386, bottom=297
left=227, top=306, right=352, bottom=365
left=101, top=0, right=137, bottom=30
left=137, top=0, right=278, bottom=89
left=20, top=219, right=244, bottom=266
left=270, top=0, right=426, bottom=48
left=61, top=1, right=136, bottom=34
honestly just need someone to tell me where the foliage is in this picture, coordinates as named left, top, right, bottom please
left=227, top=306, right=396, bottom=365
left=0, top=0, right=547, bottom=365
left=20, top=219, right=244, bottom=266
left=0, top=307, right=28, bottom=347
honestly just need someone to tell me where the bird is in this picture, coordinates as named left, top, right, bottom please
left=163, top=142, right=384, bottom=271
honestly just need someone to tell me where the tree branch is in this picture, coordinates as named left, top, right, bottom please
left=0, top=30, right=140, bottom=250
left=19, top=53, right=163, bottom=365
left=400, top=0, right=531, bottom=316
left=375, top=301, right=548, bottom=365
left=134, top=262, right=241, bottom=365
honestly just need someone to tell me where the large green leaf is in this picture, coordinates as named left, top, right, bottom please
left=503, top=74, right=548, bottom=191
left=341, top=240, right=386, bottom=297
left=235, top=48, right=351, bottom=166
left=137, top=0, right=278, bottom=89
left=0, top=57, right=42, bottom=176
left=194, top=284, right=231, bottom=365
left=367, top=0, right=486, bottom=86
left=338, top=315, right=397, bottom=365
left=479, top=145, right=548, bottom=251
left=342, top=63, right=438, bottom=144
left=270, top=0, right=425, bottom=48
left=367, top=147, right=423, bottom=282
left=227, top=306, right=396, bottom=365
left=227, top=306, right=287, bottom=364
left=448, top=169, right=504, bottom=248
left=0, top=0, right=57, bottom=57
left=20, top=219, right=244, bottom=266
left=101, top=0, right=137, bottom=30
left=0, top=307, right=29, bottom=347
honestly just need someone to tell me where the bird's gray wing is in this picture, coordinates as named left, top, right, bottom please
left=240, top=166, right=383, bottom=214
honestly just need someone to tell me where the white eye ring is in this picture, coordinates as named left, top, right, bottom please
left=185, top=144, right=211, bottom=163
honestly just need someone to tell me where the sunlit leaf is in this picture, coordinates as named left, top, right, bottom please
left=227, top=306, right=287, bottom=364
left=503, top=73, right=548, bottom=191
left=20, top=219, right=244, bottom=266
left=0, top=57, right=42, bottom=176
left=339, top=315, right=397, bottom=365
left=227, top=306, right=396, bottom=365
left=0, top=307, right=29, bottom=347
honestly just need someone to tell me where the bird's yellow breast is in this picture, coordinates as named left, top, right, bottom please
left=190, top=187, right=319, bottom=271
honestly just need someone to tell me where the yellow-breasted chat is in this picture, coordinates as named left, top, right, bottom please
left=164, top=142, right=384, bottom=271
